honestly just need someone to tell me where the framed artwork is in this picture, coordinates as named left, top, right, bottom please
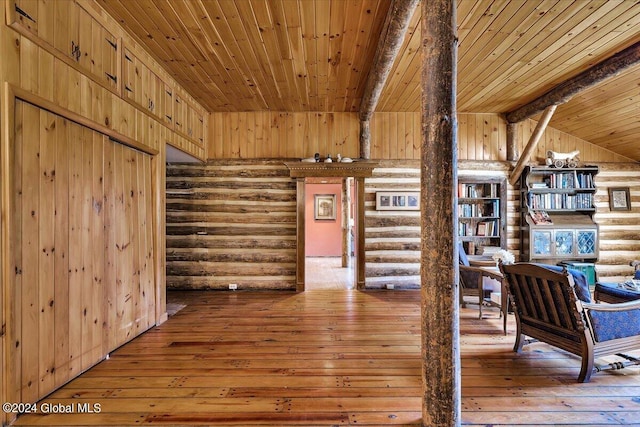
left=375, top=191, right=420, bottom=211
left=608, top=187, right=631, bottom=211
left=314, top=194, right=336, bottom=220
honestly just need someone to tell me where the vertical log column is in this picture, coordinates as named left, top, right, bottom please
left=420, top=0, right=460, bottom=426
left=356, top=177, right=366, bottom=289
left=296, top=178, right=305, bottom=292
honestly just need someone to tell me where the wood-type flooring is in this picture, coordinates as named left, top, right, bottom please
left=12, top=289, right=640, bottom=426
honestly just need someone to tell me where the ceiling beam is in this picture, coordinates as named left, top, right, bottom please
left=505, top=40, right=640, bottom=123
left=359, top=0, right=419, bottom=158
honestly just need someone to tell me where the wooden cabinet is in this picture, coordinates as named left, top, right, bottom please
left=11, top=0, right=118, bottom=91
left=123, top=48, right=172, bottom=125
left=520, top=166, right=599, bottom=262
left=457, top=176, right=507, bottom=256
left=174, top=93, right=205, bottom=146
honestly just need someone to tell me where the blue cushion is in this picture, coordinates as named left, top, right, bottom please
left=588, top=309, right=640, bottom=342
left=536, top=264, right=591, bottom=303
left=595, top=282, right=640, bottom=302
left=458, top=242, right=470, bottom=267
left=635, top=269, right=640, bottom=280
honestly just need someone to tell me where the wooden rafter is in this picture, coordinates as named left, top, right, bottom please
left=505, top=41, right=640, bottom=123
left=509, top=105, right=557, bottom=186
left=359, top=0, right=419, bottom=158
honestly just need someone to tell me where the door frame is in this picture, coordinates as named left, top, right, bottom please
left=284, top=161, right=377, bottom=291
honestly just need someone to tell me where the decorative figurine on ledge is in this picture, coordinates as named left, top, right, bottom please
left=325, top=154, right=333, bottom=163
left=546, top=150, right=580, bottom=168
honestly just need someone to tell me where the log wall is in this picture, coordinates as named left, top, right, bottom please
left=594, top=163, right=640, bottom=282
left=364, top=162, right=420, bottom=288
left=166, top=160, right=297, bottom=290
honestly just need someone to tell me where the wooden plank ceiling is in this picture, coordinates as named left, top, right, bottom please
left=98, top=0, right=640, bottom=160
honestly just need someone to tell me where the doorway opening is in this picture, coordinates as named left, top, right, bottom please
left=304, top=177, right=356, bottom=290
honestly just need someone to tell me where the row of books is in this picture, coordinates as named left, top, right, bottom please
left=527, top=193, right=594, bottom=210
left=458, top=183, right=499, bottom=198
left=528, top=172, right=595, bottom=190
left=458, top=219, right=499, bottom=237
left=458, top=201, right=499, bottom=217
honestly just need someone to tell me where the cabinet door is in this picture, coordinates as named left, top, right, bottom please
left=532, top=230, right=552, bottom=256
left=554, top=230, right=574, bottom=256
left=577, top=229, right=597, bottom=256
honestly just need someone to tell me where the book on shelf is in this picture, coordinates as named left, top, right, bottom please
left=530, top=210, right=553, bottom=225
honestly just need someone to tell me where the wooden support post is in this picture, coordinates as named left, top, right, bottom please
left=360, top=119, right=371, bottom=160
left=341, top=178, right=352, bottom=268
left=296, top=178, right=305, bottom=291
left=508, top=105, right=557, bottom=186
left=355, top=177, right=366, bottom=289
left=420, top=0, right=460, bottom=425
left=506, top=121, right=518, bottom=162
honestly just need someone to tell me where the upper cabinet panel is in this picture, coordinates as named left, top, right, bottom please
left=11, top=0, right=118, bottom=91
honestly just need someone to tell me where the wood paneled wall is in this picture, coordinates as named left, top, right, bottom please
left=207, top=112, right=632, bottom=163
left=166, top=160, right=297, bottom=290
left=10, top=101, right=156, bottom=405
left=0, top=0, right=206, bottom=422
left=208, top=112, right=360, bottom=160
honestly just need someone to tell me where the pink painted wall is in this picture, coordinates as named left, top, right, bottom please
left=305, top=183, right=343, bottom=256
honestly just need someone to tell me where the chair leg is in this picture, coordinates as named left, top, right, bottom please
left=578, top=355, right=594, bottom=383
left=478, top=275, right=484, bottom=319
left=513, top=333, right=525, bottom=352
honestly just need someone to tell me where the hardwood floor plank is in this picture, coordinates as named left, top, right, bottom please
left=12, top=290, right=640, bottom=426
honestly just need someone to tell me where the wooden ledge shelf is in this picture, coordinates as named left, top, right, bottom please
left=284, top=160, right=379, bottom=178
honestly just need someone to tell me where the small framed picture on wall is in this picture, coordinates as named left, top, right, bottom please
left=375, top=191, right=420, bottom=211
left=314, top=194, right=336, bottom=220
left=608, top=187, right=631, bottom=211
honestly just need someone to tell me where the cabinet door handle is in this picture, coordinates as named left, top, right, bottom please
left=15, top=4, right=36, bottom=22
left=71, top=41, right=81, bottom=61
left=105, top=72, right=117, bottom=83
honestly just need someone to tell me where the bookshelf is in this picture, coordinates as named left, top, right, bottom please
left=520, top=165, right=599, bottom=262
left=457, top=176, right=506, bottom=256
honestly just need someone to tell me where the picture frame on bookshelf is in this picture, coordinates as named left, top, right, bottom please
left=375, top=191, right=419, bottom=211
left=608, top=187, right=631, bottom=211
left=476, top=222, right=487, bottom=236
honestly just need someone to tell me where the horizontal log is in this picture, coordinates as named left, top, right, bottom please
left=166, top=236, right=296, bottom=250
left=169, top=191, right=297, bottom=203
left=365, top=216, right=420, bottom=228
left=365, top=230, right=420, bottom=239
left=167, top=250, right=296, bottom=263
left=167, top=262, right=296, bottom=277
left=166, top=202, right=295, bottom=214
left=166, top=225, right=296, bottom=237
left=166, top=180, right=295, bottom=191
left=365, top=241, right=421, bottom=251
left=167, top=276, right=296, bottom=291
left=166, top=212, right=296, bottom=224
left=365, top=265, right=420, bottom=277
left=366, top=255, right=420, bottom=264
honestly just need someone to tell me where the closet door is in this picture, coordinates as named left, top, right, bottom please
left=10, top=100, right=156, bottom=404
